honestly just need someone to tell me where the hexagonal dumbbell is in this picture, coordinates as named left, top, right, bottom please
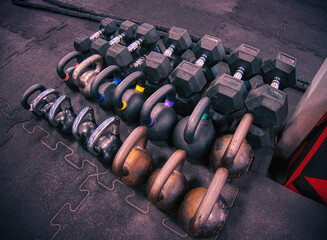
left=74, top=18, right=117, bottom=54
left=207, top=44, right=262, bottom=114
left=90, top=20, right=137, bottom=57
left=169, top=35, right=225, bottom=98
left=142, top=27, right=192, bottom=85
left=245, top=52, right=298, bottom=128
left=105, top=23, right=160, bottom=68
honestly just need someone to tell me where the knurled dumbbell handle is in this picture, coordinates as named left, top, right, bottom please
left=271, top=76, right=281, bottom=89
left=233, top=66, right=245, bottom=80
left=108, top=32, right=126, bottom=46
left=194, top=54, right=207, bottom=67
left=127, top=38, right=144, bottom=53
left=89, top=28, right=105, bottom=41
left=163, top=44, right=176, bottom=57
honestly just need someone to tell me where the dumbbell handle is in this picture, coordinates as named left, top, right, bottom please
left=233, top=66, right=245, bottom=80
left=127, top=37, right=144, bottom=53
left=89, top=28, right=105, bottom=41
left=163, top=44, right=176, bottom=57
left=108, top=32, right=126, bottom=46
left=271, top=76, right=281, bottom=89
left=194, top=54, right=208, bottom=67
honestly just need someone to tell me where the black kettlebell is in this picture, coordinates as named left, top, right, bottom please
left=112, top=71, right=147, bottom=123
left=56, top=51, right=83, bottom=89
left=173, top=97, right=216, bottom=159
left=48, top=95, right=76, bottom=136
left=90, top=65, right=122, bottom=110
left=140, top=84, right=178, bottom=141
left=72, top=106, right=98, bottom=148
left=87, top=116, right=122, bottom=164
left=21, top=84, right=59, bottom=118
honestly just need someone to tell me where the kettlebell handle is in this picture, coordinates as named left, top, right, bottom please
left=190, top=167, right=228, bottom=234
left=112, top=126, right=148, bottom=176
left=72, top=54, right=103, bottom=88
left=21, top=84, right=46, bottom=110
left=48, top=95, right=73, bottom=127
left=90, top=65, right=122, bottom=101
left=56, top=51, right=83, bottom=80
left=72, top=106, right=95, bottom=139
left=112, top=71, right=146, bottom=110
left=140, top=84, right=176, bottom=126
left=87, top=116, right=120, bottom=156
left=30, top=88, right=59, bottom=116
left=148, top=149, right=186, bottom=204
left=222, top=113, right=253, bottom=169
left=184, top=97, right=211, bottom=144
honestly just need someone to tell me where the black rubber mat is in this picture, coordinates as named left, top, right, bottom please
left=0, top=0, right=326, bottom=239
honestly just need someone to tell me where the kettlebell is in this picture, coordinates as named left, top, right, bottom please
left=87, top=116, right=122, bottom=164
left=72, top=54, right=103, bottom=98
left=140, top=84, right=178, bottom=141
left=112, top=126, right=153, bottom=186
left=178, top=168, right=228, bottom=238
left=48, top=95, right=76, bottom=136
left=173, top=97, right=215, bottom=159
left=210, top=113, right=254, bottom=178
left=112, top=71, right=147, bottom=123
left=146, top=149, right=187, bottom=210
left=178, top=113, right=255, bottom=238
left=21, top=84, right=59, bottom=118
left=90, top=65, right=122, bottom=110
left=72, top=106, right=98, bottom=148
left=56, top=51, right=83, bottom=89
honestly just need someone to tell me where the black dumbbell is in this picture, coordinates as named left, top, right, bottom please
left=74, top=18, right=117, bottom=54
left=207, top=44, right=262, bottom=114
left=143, top=26, right=192, bottom=85
left=90, top=20, right=137, bottom=57
left=245, top=52, right=298, bottom=128
left=105, top=23, right=160, bottom=68
left=169, top=34, right=226, bottom=98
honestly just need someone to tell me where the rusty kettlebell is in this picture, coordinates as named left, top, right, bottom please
left=146, top=149, right=187, bottom=210
left=56, top=51, right=83, bottom=89
left=72, top=106, right=98, bottom=148
left=210, top=113, right=254, bottom=178
left=48, top=95, right=76, bottom=136
left=112, top=126, right=153, bottom=186
left=87, top=116, right=122, bottom=164
left=72, top=54, right=103, bottom=98
left=178, top=113, right=255, bottom=238
left=21, top=84, right=60, bottom=118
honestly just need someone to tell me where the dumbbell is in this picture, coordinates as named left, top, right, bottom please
left=169, top=34, right=225, bottom=98
left=244, top=52, right=297, bottom=148
left=105, top=23, right=160, bottom=68
left=207, top=44, right=262, bottom=115
left=74, top=18, right=117, bottom=54
left=90, top=20, right=137, bottom=57
left=143, top=26, right=192, bottom=85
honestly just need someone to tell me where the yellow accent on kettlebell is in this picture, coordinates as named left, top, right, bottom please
left=119, top=101, right=127, bottom=110
left=135, top=85, right=145, bottom=92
